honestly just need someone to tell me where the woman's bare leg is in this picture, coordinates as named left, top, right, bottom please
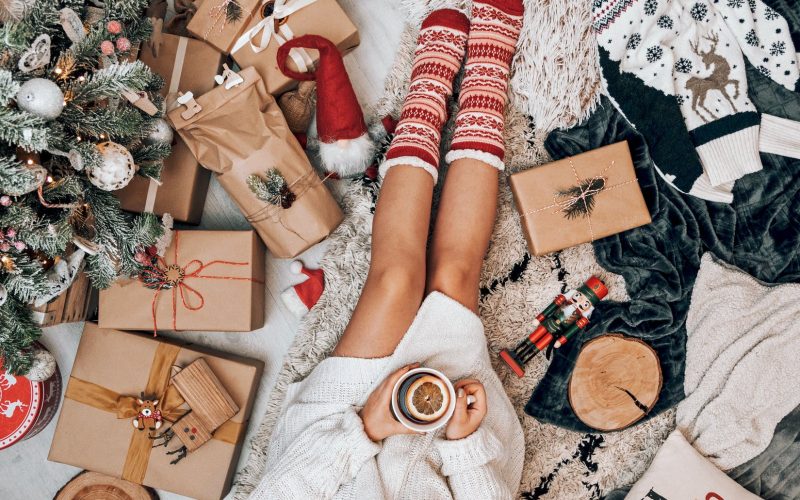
left=427, top=159, right=498, bottom=312
left=333, top=9, right=470, bottom=358
left=333, top=167, right=434, bottom=357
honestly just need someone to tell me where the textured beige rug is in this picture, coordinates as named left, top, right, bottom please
left=234, top=1, right=675, bottom=498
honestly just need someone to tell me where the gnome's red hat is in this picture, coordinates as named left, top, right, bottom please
left=277, top=35, right=373, bottom=178
left=281, top=260, right=324, bottom=317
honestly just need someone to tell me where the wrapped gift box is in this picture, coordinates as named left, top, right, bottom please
left=48, top=323, right=263, bottom=500
left=230, top=0, right=359, bottom=95
left=115, top=34, right=224, bottom=223
left=509, top=141, right=651, bottom=256
left=168, top=67, right=343, bottom=258
left=30, top=271, right=98, bottom=327
left=0, top=345, right=62, bottom=450
left=98, top=230, right=265, bottom=332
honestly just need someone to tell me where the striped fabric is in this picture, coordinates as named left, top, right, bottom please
left=446, top=0, right=524, bottom=171
left=380, top=9, right=470, bottom=182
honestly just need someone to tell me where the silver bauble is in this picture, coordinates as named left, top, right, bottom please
left=144, top=118, right=174, bottom=145
left=26, top=348, right=57, bottom=381
left=0, top=283, right=7, bottom=307
left=16, top=78, right=65, bottom=120
left=87, top=141, right=136, bottom=191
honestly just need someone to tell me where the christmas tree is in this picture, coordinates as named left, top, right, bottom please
left=0, top=0, right=171, bottom=373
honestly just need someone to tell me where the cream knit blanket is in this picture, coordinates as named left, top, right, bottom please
left=677, top=253, right=800, bottom=470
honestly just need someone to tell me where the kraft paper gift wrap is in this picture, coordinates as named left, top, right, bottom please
left=509, top=141, right=651, bottom=256
left=48, top=323, right=263, bottom=500
left=98, top=230, right=266, bottom=332
left=228, top=0, right=359, bottom=95
left=116, top=34, right=223, bottom=223
left=168, top=66, right=343, bottom=258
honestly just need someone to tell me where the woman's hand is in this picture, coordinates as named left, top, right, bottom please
left=359, top=363, right=421, bottom=442
left=445, top=379, right=487, bottom=440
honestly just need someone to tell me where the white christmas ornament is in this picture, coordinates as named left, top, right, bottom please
left=26, top=348, right=57, bottom=381
left=144, top=118, right=173, bottom=145
left=17, top=34, right=51, bottom=73
left=87, top=141, right=136, bottom=191
left=16, top=78, right=65, bottom=120
left=0, top=283, right=7, bottom=307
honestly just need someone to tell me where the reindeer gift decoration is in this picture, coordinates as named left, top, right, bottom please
left=132, top=396, right=163, bottom=431
left=151, top=358, right=238, bottom=464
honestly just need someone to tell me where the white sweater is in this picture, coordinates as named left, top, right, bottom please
left=251, top=292, right=525, bottom=499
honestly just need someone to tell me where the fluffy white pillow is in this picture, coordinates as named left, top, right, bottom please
left=624, top=430, right=761, bottom=500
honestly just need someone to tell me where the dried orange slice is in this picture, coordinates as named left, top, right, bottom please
left=405, top=374, right=449, bottom=422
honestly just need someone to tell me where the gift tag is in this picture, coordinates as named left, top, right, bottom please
left=214, top=64, right=243, bottom=89
left=121, top=89, right=158, bottom=115
left=176, top=92, right=202, bottom=120
left=18, top=34, right=51, bottom=73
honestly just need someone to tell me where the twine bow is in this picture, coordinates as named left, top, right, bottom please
left=229, top=0, right=316, bottom=72
left=523, top=160, right=637, bottom=243
left=139, top=231, right=261, bottom=335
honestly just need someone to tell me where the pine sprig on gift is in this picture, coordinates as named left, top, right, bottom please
left=247, top=168, right=296, bottom=209
left=226, top=0, right=243, bottom=23
left=556, top=177, right=606, bottom=220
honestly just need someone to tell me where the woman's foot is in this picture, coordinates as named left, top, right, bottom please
left=445, top=0, right=524, bottom=171
left=380, top=9, right=470, bottom=182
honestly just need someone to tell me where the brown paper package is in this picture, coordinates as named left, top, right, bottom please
left=168, top=67, right=343, bottom=258
left=30, top=272, right=98, bottom=327
left=98, top=230, right=266, bottom=332
left=48, top=323, right=263, bottom=500
left=509, top=141, right=651, bottom=256
left=230, top=0, right=360, bottom=95
left=115, top=34, right=224, bottom=223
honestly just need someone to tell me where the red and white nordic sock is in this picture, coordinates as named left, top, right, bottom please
left=445, top=0, right=523, bottom=170
left=380, top=9, right=470, bottom=182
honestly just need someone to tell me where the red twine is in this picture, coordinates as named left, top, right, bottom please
left=139, top=231, right=263, bottom=335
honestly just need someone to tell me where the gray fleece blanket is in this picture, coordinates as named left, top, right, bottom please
left=527, top=62, right=800, bottom=431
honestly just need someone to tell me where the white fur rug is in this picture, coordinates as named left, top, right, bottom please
left=234, top=1, right=675, bottom=498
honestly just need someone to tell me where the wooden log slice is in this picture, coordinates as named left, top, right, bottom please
left=55, top=471, right=158, bottom=500
left=568, top=334, right=662, bottom=432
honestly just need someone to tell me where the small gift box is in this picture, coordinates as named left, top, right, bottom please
left=0, top=345, right=62, bottom=450
left=48, top=323, right=263, bottom=500
left=229, top=0, right=359, bottom=95
left=168, top=66, right=343, bottom=258
left=98, top=230, right=266, bottom=332
left=115, top=34, right=224, bottom=224
left=30, top=271, right=98, bottom=327
left=509, top=141, right=651, bottom=256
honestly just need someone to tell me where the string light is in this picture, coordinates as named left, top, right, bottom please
left=26, top=159, right=33, bottom=165
left=78, top=76, right=85, bottom=82
left=54, top=67, right=63, bottom=75
left=99, top=134, right=105, bottom=139
left=46, top=176, right=53, bottom=183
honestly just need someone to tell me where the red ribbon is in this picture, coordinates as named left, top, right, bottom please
left=139, top=231, right=262, bottom=335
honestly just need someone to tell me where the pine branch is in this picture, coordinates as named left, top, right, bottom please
left=0, top=156, right=39, bottom=196
left=61, top=105, right=149, bottom=140
left=131, top=141, right=170, bottom=164
left=65, top=61, right=155, bottom=104
left=0, top=297, right=39, bottom=375
left=0, top=0, right=60, bottom=52
left=0, top=108, right=49, bottom=151
left=104, top=0, right=150, bottom=20
left=2, top=251, right=52, bottom=303
left=226, top=0, right=243, bottom=23
left=557, top=177, right=606, bottom=220
left=0, top=204, right=71, bottom=256
left=0, top=70, right=21, bottom=106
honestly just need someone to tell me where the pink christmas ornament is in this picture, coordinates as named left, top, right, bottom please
left=0, top=196, right=11, bottom=207
left=0, top=242, right=11, bottom=252
left=106, top=20, right=122, bottom=34
left=134, top=251, right=148, bottom=264
left=100, top=40, right=114, bottom=55
left=115, top=37, right=131, bottom=52
left=5, top=228, right=16, bottom=238
left=13, top=241, right=26, bottom=251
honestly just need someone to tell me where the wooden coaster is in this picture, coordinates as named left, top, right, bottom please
left=55, top=471, right=158, bottom=500
left=568, top=334, right=662, bottom=431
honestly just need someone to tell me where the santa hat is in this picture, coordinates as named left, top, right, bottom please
left=277, top=35, right=373, bottom=178
left=281, top=260, right=324, bottom=317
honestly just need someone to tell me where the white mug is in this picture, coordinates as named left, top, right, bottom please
left=390, top=367, right=476, bottom=433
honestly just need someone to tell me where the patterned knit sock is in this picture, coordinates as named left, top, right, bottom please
left=380, top=9, right=470, bottom=182
left=445, top=0, right=524, bottom=170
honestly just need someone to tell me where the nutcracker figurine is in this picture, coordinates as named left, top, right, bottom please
left=500, top=276, right=608, bottom=377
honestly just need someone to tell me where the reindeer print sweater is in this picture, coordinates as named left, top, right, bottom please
left=592, top=0, right=800, bottom=202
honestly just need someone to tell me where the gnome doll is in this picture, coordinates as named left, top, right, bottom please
left=277, top=35, right=373, bottom=178
left=281, top=260, right=324, bottom=317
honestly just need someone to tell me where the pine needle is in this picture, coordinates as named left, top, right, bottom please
left=556, top=177, right=606, bottom=220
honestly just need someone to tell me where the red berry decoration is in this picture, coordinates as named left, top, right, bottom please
left=5, top=228, right=16, bottom=238
left=100, top=40, right=114, bottom=55
left=145, top=245, right=158, bottom=257
left=106, top=20, right=122, bottom=34
left=115, top=37, right=131, bottom=52
left=13, top=241, right=26, bottom=251
left=134, top=251, right=149, bottom=264
left=0, top=196, right=11, bottom=207
left=0, top=242, right=10, bottom=252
